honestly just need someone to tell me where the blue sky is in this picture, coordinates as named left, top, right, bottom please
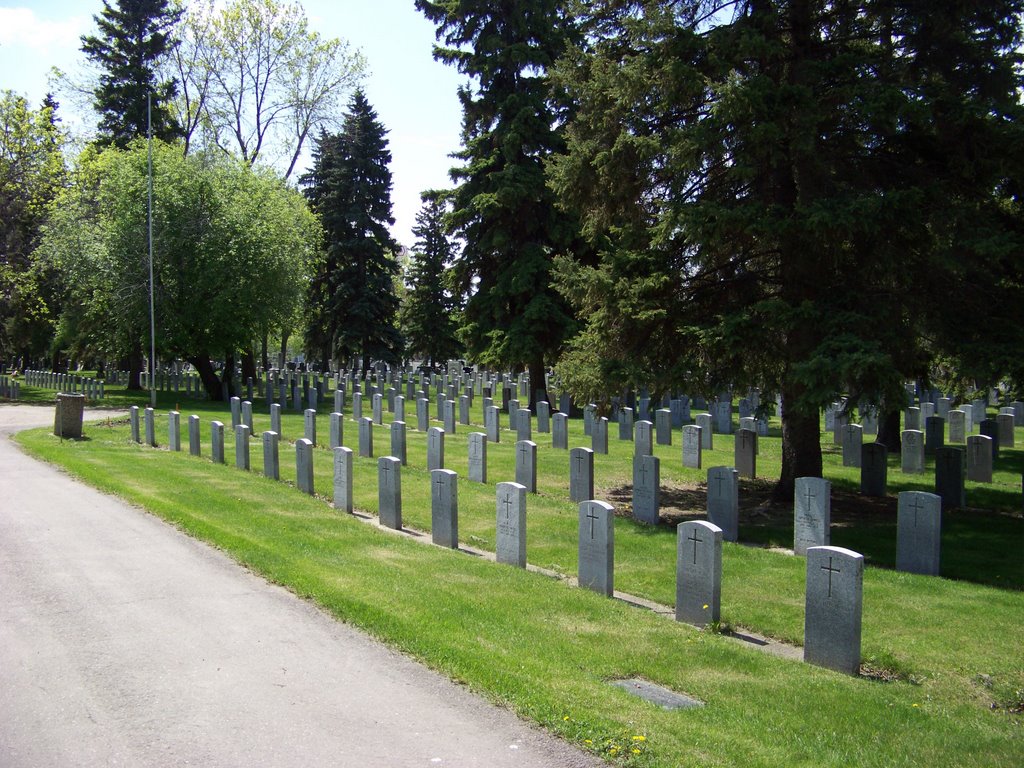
left=0, top=0, right=466, bottom=247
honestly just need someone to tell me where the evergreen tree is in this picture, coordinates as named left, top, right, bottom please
left=81, top=0, right=183, bottom=147
left=416, top=0, right=582, bottom=402
left=551, top=1, right=1024, bottom=496
left=300, top=90, right=401, bottom=370
left=401, top=192, right=461, bottom=366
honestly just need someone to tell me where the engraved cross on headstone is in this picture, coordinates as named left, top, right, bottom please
left=687, top=528, right=703, bottom=565
left=636, top=459, right=648, bottom=485
left=586, top=506, right=600, bottom=539
left=381, top=462, right=391, bottom=487
left=908, top=494, right=924, bottom=527
left=821, top=556, right=841, bottom=598
left=501, top=493, right=513, bottom=521
left=803, top=485, right=816, bottom=512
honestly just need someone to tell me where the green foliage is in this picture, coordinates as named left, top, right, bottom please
left=35, top=140, right=316, bottom=388
left=550, top=0, right=1024, bottom=491
left=416, top=0, right=583, bottom=388
left=400, top=193, right=462, bottom=366
left=0, top=91, right=67, bottom=362
left=81, top=0, right=183, bottom=147
left=300, top=90, right=401, bottom=369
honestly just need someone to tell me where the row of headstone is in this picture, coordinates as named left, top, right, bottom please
left=0, top=375, right=20, bottom=400
left=23, top=370, right=105, bottom=399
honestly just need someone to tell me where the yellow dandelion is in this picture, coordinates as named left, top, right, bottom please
left=563, top=715, right=570, bottom=721
left=584, top=740, right=592, bottom=745
left=633, top=748, right=641, bottom=754
left=632, top=735, right=646, bottom=741
left=912, top=703, right=920, bottom=708
left=703, top=604, right=709, bottom=610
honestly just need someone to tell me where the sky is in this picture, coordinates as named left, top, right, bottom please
left=0, top=0, right=466, bottom=247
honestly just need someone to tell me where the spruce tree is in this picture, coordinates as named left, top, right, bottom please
left=551, top=0, right=1024, bottom=497
left=416, top=0, right=581, bottom=403
left=300, top=90, right=401, bottom=370
left=401, top=193, right=461, bottom=367
left=81, top=0, right=182, bottom=147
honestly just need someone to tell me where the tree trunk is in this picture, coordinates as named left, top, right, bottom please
left=528, top=356, right=547, bottom=412
left=224, top=350, right=236, bottom=398
left=279, top=328, right=290, bottom=370
left=241, top=346, right=258, bottom=383
left=127, top=343, right=144, bottom=390
left=776, top=381, right=823, bottom=501
left=261, top=333, right=270, bottom=372
left=876, top=405, right=902, bottom=453
left=189, top=354, right=224, bottom=401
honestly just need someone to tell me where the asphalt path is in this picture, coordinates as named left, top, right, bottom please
left=0, top=404, right=600, bottom=768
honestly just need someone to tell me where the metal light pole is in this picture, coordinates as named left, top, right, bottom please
left=148, top=93, right=156, bottom=408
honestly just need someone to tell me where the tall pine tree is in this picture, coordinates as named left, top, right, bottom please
left=551, top=0, right=1024, bottom=497
left=300, top=90, right=401, bottom=370
left=81, top=0, right=182, bottom=147
left=401, top=192, right=461, bottom=366
left=416, top=0, right=581, bottom=403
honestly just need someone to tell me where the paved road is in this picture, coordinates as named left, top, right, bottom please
left=0, top=405, right=599, bottom=768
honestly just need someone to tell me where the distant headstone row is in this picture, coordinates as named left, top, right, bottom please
left=23, top=370, right=104, bottom=399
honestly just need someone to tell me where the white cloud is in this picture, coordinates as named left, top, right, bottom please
left=0, top=7, right=90, bottom=51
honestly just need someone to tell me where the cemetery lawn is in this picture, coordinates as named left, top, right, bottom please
left=14, top=397, right=1024, bottom=768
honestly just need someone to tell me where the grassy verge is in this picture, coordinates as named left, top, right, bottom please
left=12, top=390, right=1024, bottom=768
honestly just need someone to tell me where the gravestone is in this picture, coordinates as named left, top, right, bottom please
left=842, top=424, right=863, bottom=468
left=675, top=520, right=723, bottom=627
left=168, top=411, right=181, bottom=452
left=358, top=416, right=373, bottom=458
left=372, top=394, right=383, bottom=425
left=832, top=413, right=847, bottom=445
left=979, top=418, right=1000, bottom=461
left=485, top=405, right=500, bottom=443
left=333, top=446, right=354, bottom=513
left=517, top=408, right=532, bottom=442
left=583, top=404, right=594, bottom=436
left=468, top=432, right=487, bottom=483
left=428, top=427, right=445, bottom=471
left=619, top=407, right=634, bottom=441
left=386, top=387, right=396, bottom=412
left=444, top=400, right=457, bottom=434
left=794, top=477, right=831, bottom=555
left=656, top=409, right=672, bottom=445
left=231, top=396, right=241, bottom=429
left=735, top=428, right=757, bottom=478
left=860, top=443, right=888, bottom=497
left=552, top=412, right=568, bottom=450
left=824, top=403, right=837, bottom=432
left=896, top=491, right=941, bottom=576
left=417, top=398, right=429, bottom=432
left=804, top=546, right=864, bottom=675
left=738, top=416, right=756, bottom=435
left=391, top=420, right=407, bottom=465
left=901, top=430, right=924, bottom=474
left=304, top=408, right=317, bottom=446
left=921, top=401, right=935, bottom=421
left=431, top=469, right=459, bottom=549
left=537, top=401, right=550, bottom=433
left=130, top=406, right=141, bottom=443
left=948, top=410, right=966, bottom=443
left=378, top=456, right=402, bottom=530
left=934, top=446, right=965, bottom=510
left=905, top=406, right=921, bottom=431
left=394, top=395, right=405, bottom=424
left=262, top=430, right=279, bottom=480
left=496, top=482, right=527, bottom=568
left=592, top=416, right=609, bottom=455
left=144, top=407, right=156, bottom=447
left=925, top=415, right=945, bottom=456
left=961, top=403, right=974, bottom=434
left=515, top=440, right=537, bottom=493
left=235, top=424, right=250, bottom=470
left=937, top=397, right=951, bottom=419
left=695, top=413, right=713, bottom=450
left=966, top=434, right=993, bottom=483
left=270, top=403, right=282, bottom=438
left=569, top=447, right=595, bottom=503
left=296, top=438, right=314, bottom=494
left=714, top=398, right=732, bottom=434
left=508, top=399, right=520, bottom=431
left=682, top=425, right=702, bottom=469
left=635, top=420, right=654, bottom=457
left=459, top=395, right=470, bottom=426
left=861, top=408, right=878, bottom=436
left=189, top=415, right=201, bottom=456
left=632, top=454, right=660, bottom=525
left=578, top=500, right=615, bottom=597
left=211, top=421, right=225, bottom=464
left=997, top=413, right=1015, bottom=447
left=334, top=388, right=345, bottom=414
left=242, top=401, right=254, bottom=432
left=706, top=466, right=739, bottom=542
left=329, top=412, right=343, bottom=449
left=353, top=392, right=363, bottom=421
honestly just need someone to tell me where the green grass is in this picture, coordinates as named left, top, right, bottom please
left=11, top=383, right=1024, bottom=767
